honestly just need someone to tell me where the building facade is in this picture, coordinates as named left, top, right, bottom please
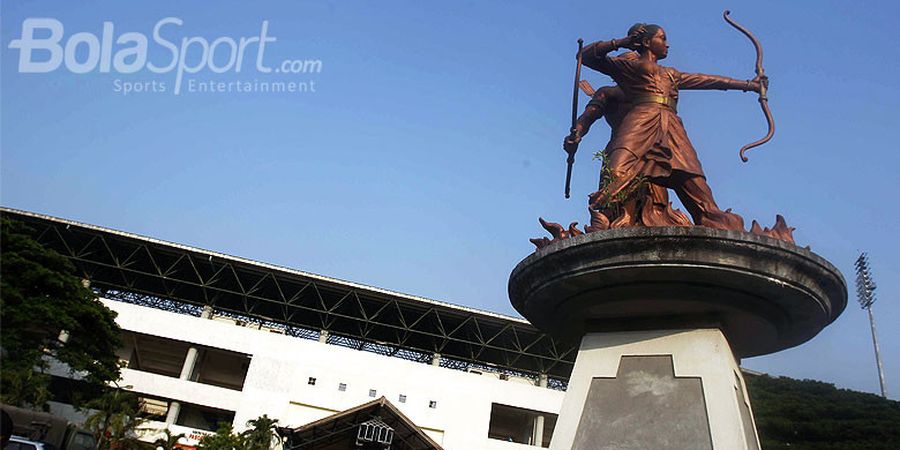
left=107, top=300, right=562, bottom=449
left=5, top=208, right=572, bottom=449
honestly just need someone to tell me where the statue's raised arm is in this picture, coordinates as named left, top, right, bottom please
left=579, top=25, right=649, bottom=77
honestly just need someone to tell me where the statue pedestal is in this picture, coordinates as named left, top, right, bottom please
left=508, top=227, right=847, bottom=449
left=550, top=328, right=758, bottom=450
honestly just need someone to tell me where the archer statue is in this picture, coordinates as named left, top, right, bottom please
left=556, top=14, right=775, bottom=233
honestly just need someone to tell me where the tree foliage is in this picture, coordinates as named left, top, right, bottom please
left=1, top=216, right=122, bottom=407
left=153, top=429, right=186, bottom=450
left=747, top=374, right=900, bottom=450
left=198, top=424, right=244, bottom=450
left=83, top=388, right=146, bottom=450
left=197, top=416, right=281, bottom=450
left=0, top=366, right=52, bottom=408
left=241, top=415, right=279, bottom=450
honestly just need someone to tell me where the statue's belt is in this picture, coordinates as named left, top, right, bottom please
left=630, top=94, right=678, bottom=112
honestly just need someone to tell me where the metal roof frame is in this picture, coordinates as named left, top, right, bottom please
left=2, top=208, right=576, bottom=381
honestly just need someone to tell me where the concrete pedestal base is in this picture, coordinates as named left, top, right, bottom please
left=509, top=228, right=847, bottom=449
left=550, top=329, right=759, bottom=450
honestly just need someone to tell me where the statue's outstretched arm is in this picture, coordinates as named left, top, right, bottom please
left=678, top=72, right=760, bottom=92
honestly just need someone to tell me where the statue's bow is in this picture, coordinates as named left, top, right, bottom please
left=724, top=10, right=774, bottom=162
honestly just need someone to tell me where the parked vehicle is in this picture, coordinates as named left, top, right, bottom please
left=0, top=405, right=95, bottom=450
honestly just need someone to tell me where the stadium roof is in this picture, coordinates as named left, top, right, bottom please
left=2, top=207, right=576, bottom=382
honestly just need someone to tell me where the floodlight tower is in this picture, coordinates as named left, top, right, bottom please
left=855, top=252, right=887, bottom=398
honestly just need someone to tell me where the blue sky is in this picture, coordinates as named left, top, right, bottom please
left=2, top=0, right=898, bottom=399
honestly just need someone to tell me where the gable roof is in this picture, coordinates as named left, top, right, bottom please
left=284, top=397, right=442, bottom=450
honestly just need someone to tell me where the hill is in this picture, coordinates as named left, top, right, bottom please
left=746, top=374, right=900, bottom=449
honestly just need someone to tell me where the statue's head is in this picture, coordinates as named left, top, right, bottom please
left=628, top=23, right=668, bottom=60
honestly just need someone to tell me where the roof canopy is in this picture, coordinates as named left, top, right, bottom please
left=3, top=208, right=576, bottom=381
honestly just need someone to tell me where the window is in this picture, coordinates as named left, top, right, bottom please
left=369, top=389, right=377, bottom=398
left=428, top=400, right=437, bottom=409
left=7, top=442, right=38, bottom=450
left=67, top=432, right=96, bottom=450
left=117, top=331, right=250, bottom=390
left=117, top=331, right=189, bottom=377
left=398, top=394, right=407, bottom=403
left=338, top=383, right=347, bottom=392
left=138, top=397, right=169, bottom=420
left=66, top=431, right=97, bottom=450
left=488, top=403, right=558, bottom=447
left=175, top=403, right=236, bottom=432
left=193, top=347, right=252, bottom=390
left=356, top=419, right=394, bottom=446
left=308, top=377, right=316, bottom=385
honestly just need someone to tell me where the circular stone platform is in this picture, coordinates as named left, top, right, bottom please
left=508, top=227, right=847, bottom=358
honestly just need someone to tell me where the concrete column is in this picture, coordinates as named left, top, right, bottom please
left=533, top=415, right=545, bottom=447
left=165, top=401, right=181, bottom=425
left=318, top=330, right=330, bottom=344
left=533, top=373, right=548, bottom=447
left=431, top=353, right=441, bottom=366
left=168, top=342, right=203, bottom=425
left=180, top=347, right=200, bottom=380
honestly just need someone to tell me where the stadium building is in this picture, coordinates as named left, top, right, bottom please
left=5, top=208, right=576, bottom=450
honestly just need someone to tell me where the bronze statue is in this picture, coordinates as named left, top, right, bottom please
left=573, top=22, right=761, bottom=230
left=564, top=51, right=695, bottom=229
left=533, top=13, right=795, bottom=248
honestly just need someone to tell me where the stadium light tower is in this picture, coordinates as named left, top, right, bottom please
left=855, top=252, right=887, bottom=398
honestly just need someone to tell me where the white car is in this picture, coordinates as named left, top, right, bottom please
left=4, top=435, right=57, bottom=450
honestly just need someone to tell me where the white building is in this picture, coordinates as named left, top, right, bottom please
left=6, top=208, right=572, bottom=450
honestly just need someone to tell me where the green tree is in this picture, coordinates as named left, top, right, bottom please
left=0, top=216, right=122, bottom=407
left=241, top=415, right=279, bottom=450
left=0, top=366, right=52, bottom=408
left=196, top=416, right=282, bottom=450
left=83, top=388, right=146, bottom=450
left=747, top=374, right=900, bottom=449
left=153, top=429, right=186, bottom=450
left=198, top=423, right=243, bottom=450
